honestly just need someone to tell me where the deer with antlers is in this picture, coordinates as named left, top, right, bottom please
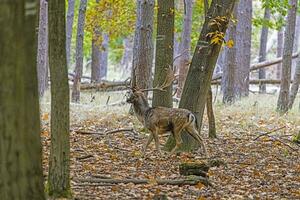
left=126, top=68, right=207, bottom=156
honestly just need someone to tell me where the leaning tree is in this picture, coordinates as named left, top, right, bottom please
left=165, top=0, right=236, bottom=152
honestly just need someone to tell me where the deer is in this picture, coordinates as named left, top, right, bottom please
left=126, top=68, right=207, bottom=156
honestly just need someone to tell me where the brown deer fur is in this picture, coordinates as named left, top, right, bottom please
left=126, top=90, right=207, bottom=155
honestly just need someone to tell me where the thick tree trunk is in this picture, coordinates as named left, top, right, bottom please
left=277, top=0, right=298, bottom=114
left=66, top=0, right=75, bottom=68
left=288, top=59, right=300, bottom=109
left=100, top=33, right=109, bottom=79
left=91, top=30, right=101, bottom=83
left=222, top=6, right=237, bottom=104
left=37, top=0, right=49, bottom=97
left=177, top=0, right=193, bottom=97
left=135, top=0, right=154, bottom=94
left=258, top=5, right=271, bottom=93
left=0, top=1, right=45, bottom=199
left=72, top=0, right=87, bottom=103
left=48, top=0, right=71, bottom=198
left=276, top=29, right=284, bottom=79
left=152, top=0, right=174, bottom=108
left=165, top=0, right=235, bottom=151
left=235, top=0, right=252, bottom=97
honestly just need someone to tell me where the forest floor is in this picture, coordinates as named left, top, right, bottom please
left=41, top=91, right=300, bottom=200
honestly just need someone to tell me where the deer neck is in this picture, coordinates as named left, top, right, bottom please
left=132, top=96, right=150, bottom=123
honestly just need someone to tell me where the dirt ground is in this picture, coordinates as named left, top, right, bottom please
left=41, top=91, right=300, bottom=199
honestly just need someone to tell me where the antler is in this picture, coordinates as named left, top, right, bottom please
left=140, top=67, right=175, bottom=92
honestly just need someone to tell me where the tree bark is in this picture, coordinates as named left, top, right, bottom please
left=258, top=5, right=271, bottom=93
left=235, top=0, right=252, bottom=97
left=277, top=0, right=298, bottom=114
left=222, top=5, right=237, bottom=104
left=135, top=0, right=154, bottom=95
left=276, top=29, right=284, bottom=79
left=177, top=0, right=194, bottom=97
left=0, top=1, right=45, bottom=199
left=48, top=0, right=71, bottom=198
left=152, top=0, right=174, bottom=108
left=66, top=0, right=75, bottom=68
left=37, top=0, right=49, bottom=97
left=288, top=58, right=300, bottom=109
left=165, top=0, right=236, bottom=151
left=72, top=0, right=87, bottom=103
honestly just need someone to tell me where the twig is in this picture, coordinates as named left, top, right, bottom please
left=173, top=49, right=189, bottom=63
left=74, top=176, right=212, bottom=187
left=253, top=126, right=286, bottom=141
left=76, top=154, right=94, bottom=161
left=268, top=135, right=298, bottom=151
left=74, top=130, right=105, bottom=135
left=104, top=128, right=138, bottom=135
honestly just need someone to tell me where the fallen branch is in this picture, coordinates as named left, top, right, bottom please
left=253, top=126, right=286, bottom=141
left=80, top=80, right=130, bottom=91
left=212, top=79, right=292, bottom=85
left=76, top=154, right=94, bottom=161
left=74, top=176, right=212, bottom=187
left=74, top=130, right=105, bottom=135
left=212, top=53, right=299, bottom=81
left=104, top=128, right=138, bottom=135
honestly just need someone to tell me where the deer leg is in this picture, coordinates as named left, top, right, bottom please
left=186, top=126, right=207, bottom=156
left=142, top=133, right=154, bottom=155
left=170, top=128, right=183, bottom=154
left=153, top=130, right=161, bottom=154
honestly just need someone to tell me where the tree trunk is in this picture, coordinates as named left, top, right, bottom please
left=100, top=33, right=109, bottom=79
left=72, top=0, right=87, bottom=103
left=276, top=28, right=284, bottom=79
left=152, top=0, right=174, bottom=108
left=91, top=30, right=101, bottom=83
left=235, top=0, right=252, bottom=97
left=258, top=5, right=271, bottom=93
left=121, top=37, right=133, bottom=78
left=135, top=0, right=154, bottom=94
left=222, top=6, right=237, bottom=104
left=288, top=58, right=300, bottom=109
left=37, top=0, right=49, bottom=97
left=0, top=1, right=45, bottom=199
left=164, top=0, right=236, bottom=151
left=48, top=0, right=71, bottom=198
left=177, top=0, right=194, bottom=97
left=206, top=87, right=216, bottom=138
left=277, top=0, right=298, bottom=114
left=66, top=0, right=75, bottom=68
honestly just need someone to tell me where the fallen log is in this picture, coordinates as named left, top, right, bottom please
left=212, top=53, right=299, bottom=81
left=80, top=81, right=130, bottom=90
left=211, top=79, right=292, bottom=85
left=179, top=162, right=209, bottom=177
left=74, top=176, right=212, bottom=187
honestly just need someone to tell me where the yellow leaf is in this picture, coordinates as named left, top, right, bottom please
left=227, top=39, right=234, bottom=48
left=196, top=182, right=205, bottom=189
left=198, top=196, right=206, bottom=200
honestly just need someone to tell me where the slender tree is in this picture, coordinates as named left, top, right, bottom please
left=277, top=0, right=298, bottom=114
left=152, top=0, right=174, bottom=108
left=165, top=0, right=236, bottom=151
left=258, top=4, right=271, bottom=93
left=289, top=55, right=300, bottom=109
left=177, top=0, right=194, bottom=97
left=66, top=0, right=75, bottom=67
left=121, top=37, right=133, bottom=77
left=100, top=33, right=109, bottom=79
left=91, top=30, right=102, bottom=83
left=134, top=0, right=154, bottom=93
left=207, top=88, right=216, bottom=138
left=48, top=0, right=71, bottom=197
left=0, top=0, right=45, bottom=199
left=276, top=28, right=284, bottom=79
left=235, top=0, right=252, bottom=97
left=37, top=0, right=49, bottom=97
left=72, top=0, right=88, bottom=102
left=222, top=5, right=237, bottom=104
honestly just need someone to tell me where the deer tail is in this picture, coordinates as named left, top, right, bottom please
left=188, top=113, right=198, bottom=128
